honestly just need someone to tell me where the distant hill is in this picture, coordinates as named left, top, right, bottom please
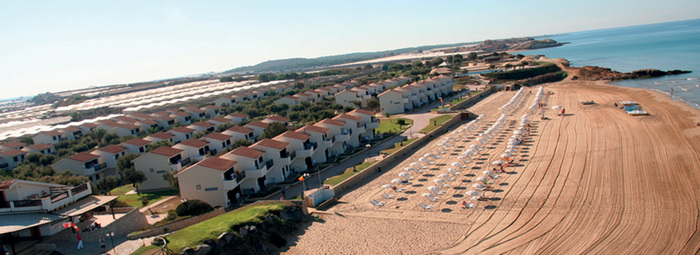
left=222, top=42, right=477, bottom=74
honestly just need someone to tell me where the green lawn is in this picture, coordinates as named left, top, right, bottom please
left=131, top=245, right=159, bottom=255
left=166, top=201, right=289, bottom=252
left=381, top=138, right=418, bottom=155
left=377, top=117, right=413, bottom=135
left=110, top=185, right=179, bottom=208
left=420, top=115, right=455, bottom=133
left=324, top=161, right=374, bottom=186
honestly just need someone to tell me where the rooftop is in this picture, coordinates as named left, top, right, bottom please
left=298, top=125, right=329, bottom=134
left=26, top=143, right=53, bottom=150
left=169, top=127, right=195, bottom=134
left=96, top=145, right=127, bottom=154
left=177, top=139, right=210, bottom=148
left=1, top=141, right=26, bottom=148
left=0, top=149, right=27, bottom=157
left=319, top=119, right=346, bottom=127
left=227, top=126, right=254, bottom=134
left=229, top=147, right=265, bottom=159
left=197, top=157, right=237, bottom=171
left=254, top=139, right=289, bottom=150
left=266, top=115, right=290, bottom=122
left=204, top=132, right=232, bottom=141
left=121, top=138, right=151, bottom=146
left=149, top=132, right=174, bottom=139
left=245, top=121, right=269, bottom=128
left=228, top=113, right=249, bottom=118
left=279, top=131, right=310, bottom=141
left=149, top=146, right=183, bottom=157
left=66, top=152, right=100, bottom=162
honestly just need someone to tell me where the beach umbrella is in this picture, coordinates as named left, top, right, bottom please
left=410, top=162, right=427, bottom=169
left=492, top=160, right=504, bottom=165
left=427, top=186, right=440, bottom=194
left=472, top=183, right=486, bottom=190
left=483, top=170, right=495, bottom=176
left=514, top=130, right=523, bottom=135
left=507, top=144, right=517, bottom=149
left=381, top=184, right=393, bottom=189
left=423, top=193, right=436, bottom=200
left=465, top=203, right=476, bottom=209
left=398, top=172, right=411, bottom=179
left=438, top=173, right=450, bottom=179
left=505, top=149, right=516, bottom=154
left=466, top=190, right=480, bottom=196
left=391, top=178, right=404, bottom=184
left=501, top=153, right=512, bottom=158
left=451, top=162, right=464, bottom=168
left=476, top=176, right=489, bottom=183
left=434, top=178, right=446, bottom=184
left=552, top=105, right=563, bottom=110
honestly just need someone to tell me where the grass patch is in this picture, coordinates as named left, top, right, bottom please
left=131, top=245, right=160, bottom=255
left=324, top=161, right=374, bottom=186
left=166, top=201, right=288, bottom=252
left=110, top=185, right=179, bottom=208
left=381, top=138, right=418, bottom=155
left=377, top=117, right=413, bottom=135
left=420, top=115, right=455, bottom=133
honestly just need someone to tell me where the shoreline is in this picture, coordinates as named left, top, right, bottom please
left=283, top=77, right=700, bottom=254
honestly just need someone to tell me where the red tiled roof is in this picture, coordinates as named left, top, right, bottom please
left=67, top=152, right=100, bottom=162
left=197, top=157, right=237, bottom=171
left=319, top=119, right=345, bottom=127
left=279, top=131, right=310, bottom=141
left=230, top=147, right=265, bottom=159
left=62, top=126, right=81, bottom=132
left=112, top=116, right=138, bottom=123
left=127, top=112, right=152, bottom=119
left=189, top=121, right=214, bottom=128
left=1, top=141, right=26, bottom=148
left=0, top=149, right=27, bottom=157
left=204, top=132, right=232, bottom=141
left=121, top=138, right=151, bottom=146
left=149, top=132, right=174, bottom=139
left=117, top=123, right=140, bottom=130
left=96, top=145, right=127, bottom=154
left=138, top=119, right=158, bottom=125
left=227, top=126, right=253, bottom=133
left=0, top=179, right=17, bottom=190
left=350, top=109, right=375, bottom=116
left=245, top=121, right=268, bottom=128
left=177, top=139, right=209, bottom=148
left=254, top=139, right=289, bottom=150
left=26, top=143, right=53, bottom=150
left=201, top=105, right=220, bottom=110
left=266, top=116, right=289, bottom=122
left=79, top=123, right=98, bottom=128
left=334, top=114, right=361, bottom=121
left=298, top=125, right=328, bottom=134
left=171, top=111, right=192, bottom=117
left=154, top=116, right=175, bottom=121
left=150, top=146, right=183, bottom=157
left=40, top=130, right=63, bottom=136
left=169, top=127, right=195, bottom=134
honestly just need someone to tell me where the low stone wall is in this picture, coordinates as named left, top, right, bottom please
left=450, top=86, right=496, bottom=111
left=127, top=207, right=225, bottom=240
left=332, top=114, right=464, bottom=196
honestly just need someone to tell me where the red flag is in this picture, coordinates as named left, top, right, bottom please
left=298, top=176, right=304, bottom=181
left=440, top=97, right=444, bottom=104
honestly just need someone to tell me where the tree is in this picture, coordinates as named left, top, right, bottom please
left=505, top=63, right=513, bottom=70
left=259, top=122, right=288, bottom=140
left=176, top=200, right=213, bottom=216
left=163, top=171, right=179, bottom=190
left=146, top=140, right=174, bottom=152
left=117, top=154, right=146, bottom=194
left=366, top=98, right=380, bottom=110
left=397, top=119, right=407, bottom=127
left=215, top=122, right=234, bottom=133
left=219, top=76, right=233, bottom=82
left=467, top=52, right=477, bottom=61
left=97, top=176, right=121, bottom=195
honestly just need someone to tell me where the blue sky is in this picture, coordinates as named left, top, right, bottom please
left=1, top=1, right=698, bottom=100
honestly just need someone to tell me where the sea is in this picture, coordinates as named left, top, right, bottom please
left=520, top=18, right=700, bottom=110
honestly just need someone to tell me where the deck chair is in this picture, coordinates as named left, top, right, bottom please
left=419, top=202, right=434, bottom=210
left=370, top=199, right=386, bottom=206
left=382, top=193, right=395, bottom=199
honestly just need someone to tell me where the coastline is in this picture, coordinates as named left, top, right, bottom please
left=282, top=76, right=700, bottom=254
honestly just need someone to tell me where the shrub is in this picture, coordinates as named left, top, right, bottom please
left=176, top=200, right=214, bottom=217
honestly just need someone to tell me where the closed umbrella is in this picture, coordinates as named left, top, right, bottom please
left=472, top=183, right=486, bottom=190
left=465, top=190, right=480, bottom=196
left=476, top=176, right=489, bottom=183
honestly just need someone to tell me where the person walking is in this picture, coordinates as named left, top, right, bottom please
left=100, top=236, right=106, bottom=254
left=76, top=233, right=83, bottom=250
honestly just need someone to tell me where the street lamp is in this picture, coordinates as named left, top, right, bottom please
left=302, top=173, right=309, bottom=190
left=106, top=232, right=116, bottom=255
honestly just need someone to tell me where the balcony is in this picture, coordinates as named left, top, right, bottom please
left=169, top=158, right=192, bottom=172
left=322, top=138, right=333, bottom=148
left=290, top=150, right=297, bottom=161
left=265, top=159, right=274, bottom=169
left=223, top=178, right=240, bottom=190
left=335, top=134, right=350, bottom=142
left=0, top=183, right=92, bottom=213
left=296, top=143, right=317, bottom=158
left=357, top=124, right=366, bottom=134
left=366, top=119, right=380, bottom=129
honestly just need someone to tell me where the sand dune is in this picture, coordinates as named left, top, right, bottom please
left=283, top=79, right=700, bottom=254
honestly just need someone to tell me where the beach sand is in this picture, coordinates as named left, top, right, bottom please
left=282, top=78, right=700, bottom=254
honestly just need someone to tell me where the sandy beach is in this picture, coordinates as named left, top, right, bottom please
left=282, top=77, right=700, bottom=254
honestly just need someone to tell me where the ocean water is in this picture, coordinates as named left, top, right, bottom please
left=520, top=19, right=700, bottom=110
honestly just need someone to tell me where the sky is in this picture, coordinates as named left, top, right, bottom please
left=1, top=0, right=698, bottom=100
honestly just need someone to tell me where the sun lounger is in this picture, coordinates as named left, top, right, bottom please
left=370, top=199, right=386, bottom=206
left=395, top=188, right=405, bottom=193
left=382, top=193, right=395, bottom=199
left=419, top=202, right=434, bottom=210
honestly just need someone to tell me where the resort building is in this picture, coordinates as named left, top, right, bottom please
left=119, top=138, right=151, bottom=154
left=0, top=149, right=27, bottom=170
left=220, top=147, right=270, bottom=194
left=175, top=156, right=244, bottom=208
left=134, top=146, right=188, bottom=191
left=222, top=126, right=256, bottom=142
left=32, top=130, right=64, bottom=145
left=22, top=143, right=55, bottom=155
left=167, top=127, right=195, bottom=143
left=91, top=145, right=126, bottom=169
left=52, top=152, right=108, bottom=182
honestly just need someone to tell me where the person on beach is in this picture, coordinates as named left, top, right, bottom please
left=500, top=165, right=505, bottom=173
left=100, top=236, right=106, bottom=254
left=561, top=108, right=566, bottom=116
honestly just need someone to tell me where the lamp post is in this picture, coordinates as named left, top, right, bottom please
left=302, top=173, right=309, bottom=190
left=106, top=232, right=116, bottom=255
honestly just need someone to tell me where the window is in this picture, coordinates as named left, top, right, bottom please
left=139, top=147, right=145, bottom=153
left=114, top=154, right=119, bottom=160
left=196, top=185, right=201, bottom=190
left=205, top=187, right=218, bottom=191
left=156, top=170, right=166, bottom=174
